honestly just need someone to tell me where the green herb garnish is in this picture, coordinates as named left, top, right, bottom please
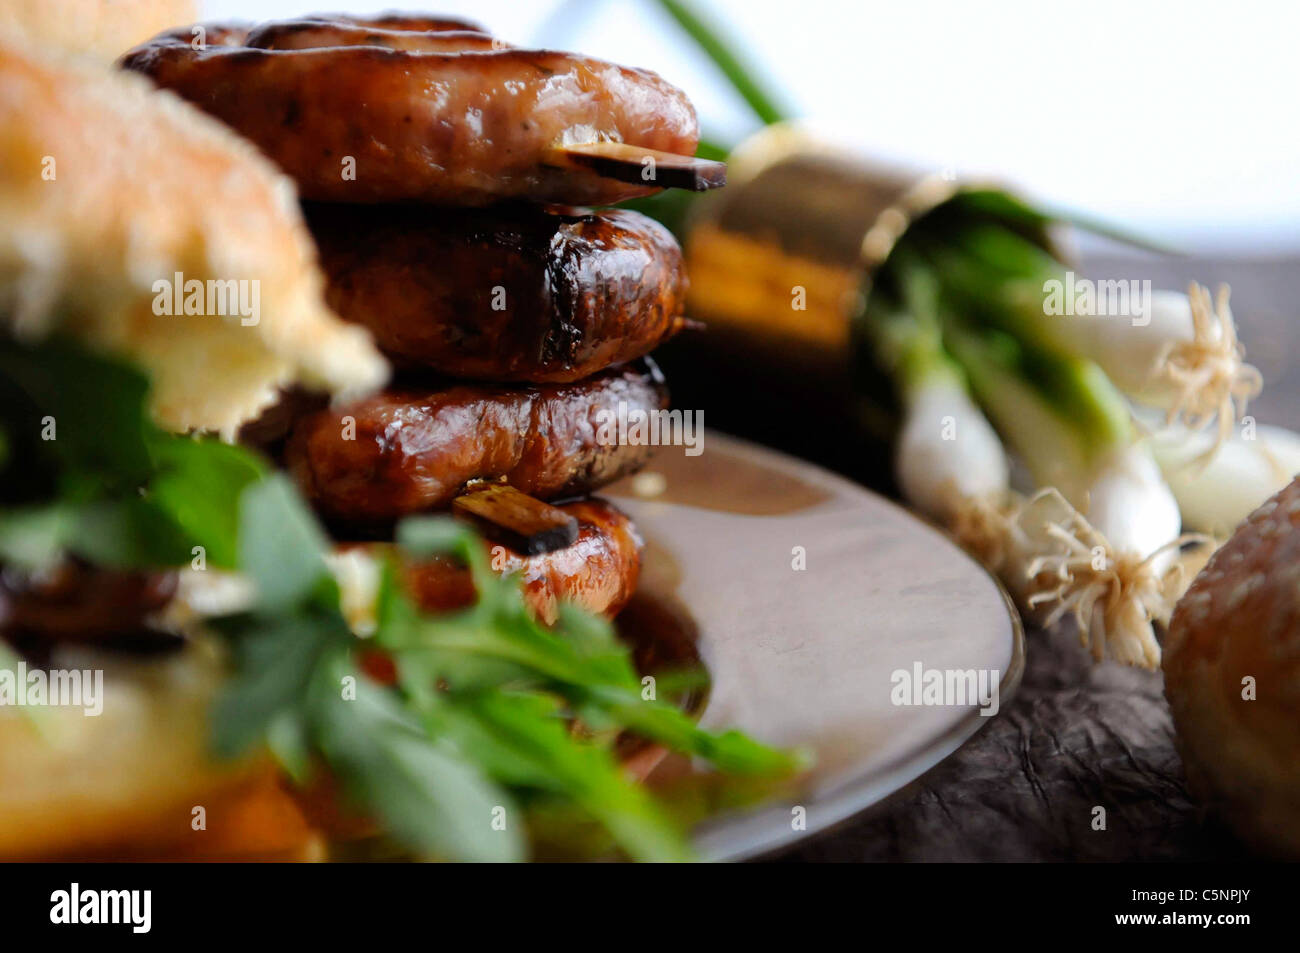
left=0, top=339, right=803, bottom=860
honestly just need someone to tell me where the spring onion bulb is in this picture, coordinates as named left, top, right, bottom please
left=1013, top=488, right=1189, bottom=667
left=945, top=322, right=1187, bottom=667
left=893, top=361, right=1019, bottom=570
left=1079, top=441, right=1183, bottom=571
left=1143, top=413, right=1300, bottom=537
left=895, top=366, right=1009, bottom=522
left=922, top=226, right=1260, bottom=458
left=858, top=268, right=1016, bottom=567
left=1039, top=284, right=1261, bottom=459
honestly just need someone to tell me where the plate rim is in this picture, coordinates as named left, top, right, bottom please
left=649, top=432, right=1027, bottom=862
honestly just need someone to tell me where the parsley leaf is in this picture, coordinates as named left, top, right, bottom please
left=0, top=337, right=805, bottom=861
left=311, top=665, right=525, bottom=863
left=237, top=474, right=334, bottom=613
left=0, top=338, right=252, bottom=569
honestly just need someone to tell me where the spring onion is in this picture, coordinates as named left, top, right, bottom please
left=850, top=215, right=1219, bottom=667
left=941, top=320, right=1188, bottom=664
left=853, top=259, right=1023, bottom=580
left=572, top=0, right=1256, bottom=668
left=894, top=369, right=1009, bottom=524
left=1010, top=488, right=1189, bottom=668
left=861, top=264, right=1008, bottom=519
left=1141, top=411, right=1300, bottom=537
left=919, top=224, right=1260, bottom=455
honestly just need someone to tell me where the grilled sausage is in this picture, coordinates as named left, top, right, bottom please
left=120, top=16, right=699, bottom=206
left=287, top=360, right=668, bottom=522
left=398, top=498, right=642, bottom=624
left=245, top=18, right=501, bottom=53
left=305, top=203, right=688, bottom=383
left=0, top=561, right=179, bottom=654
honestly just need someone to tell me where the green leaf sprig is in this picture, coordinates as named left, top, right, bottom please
left=0, top=338, right=803, bottom=861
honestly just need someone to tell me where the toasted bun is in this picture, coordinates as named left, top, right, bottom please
left=1165, top=477, right=1300, bottom=857
left=0, top=571, right=332, bottom=860
left=0, top=0, right=197, bottom=64
left=0, top=642, right=261, bottom=858
left=0, top=41, right=387, bottom=437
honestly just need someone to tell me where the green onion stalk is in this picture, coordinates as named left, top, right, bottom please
left=915, top=222, right=1261, bottom=459
left=644, top=0, right=1271, bottom=667
left=859, top=257, right=1008, bottom=525
left=862, top=225, right=1221, bottom=668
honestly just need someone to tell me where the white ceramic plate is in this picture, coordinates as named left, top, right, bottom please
left=606, top=432, right=1024, bottom=861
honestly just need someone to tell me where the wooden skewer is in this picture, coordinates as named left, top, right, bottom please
left=548, top=141, right=727, bottom=192
left=452, top=483, right=579, bottom=555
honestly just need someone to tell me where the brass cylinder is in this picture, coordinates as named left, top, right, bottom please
left=682, top=122, right=978, bottom=371
left=663, top=123, right=1011, bottom=481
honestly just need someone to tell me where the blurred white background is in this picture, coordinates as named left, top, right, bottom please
left=203, top=0, right=1300, bottom=255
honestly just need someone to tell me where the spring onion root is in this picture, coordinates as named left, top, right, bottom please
left=857, top=214, right=1258, bottom=668
left=928, top=316, right=1189, bottom=668
left=1036, top=279, right=1260, bottom=460
left=1014, top=489, right=1196, bottom=667
left=1142, top=284, right=1262, bottom=462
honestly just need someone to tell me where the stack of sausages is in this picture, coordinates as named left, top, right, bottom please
left=123, top=13, right=722, bottom=623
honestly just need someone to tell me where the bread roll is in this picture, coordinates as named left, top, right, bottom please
left=0, top=640, right=262, bottom=858
left=0, top=0, right=196, bottom=64
left=1165, top=477, right=1300, bottom=857
left=0, top=40, right=387, bottom=437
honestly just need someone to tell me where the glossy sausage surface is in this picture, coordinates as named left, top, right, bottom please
left=120, top=16, right=699, bottom=205
left=0, top=562, right=180, bottom=656
left=398, top=498, right=642, bottom=624
left=306, top=203, right=688, bottom=383
left=287, top=360, right=668, bottom=522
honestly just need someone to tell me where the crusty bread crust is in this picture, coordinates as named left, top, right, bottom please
left=1165, top=478, right=1300, bottom=858
left=0, top=0, right=197, bottom=64
left=0, top=40, right=388, bottom=437
left=0, top=640, right=263, bottom=858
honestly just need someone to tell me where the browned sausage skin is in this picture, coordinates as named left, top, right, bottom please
left=120, top=16, right=699, bottom=205
left=304, top=203, right=688, bottom=383
left=0, top=562, right=180, bottom=656
left=391, top=498, right=643, bottom=624
left=287, top=360, right=668, bottom=523
left=245, top=19, right=501, bottom=52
